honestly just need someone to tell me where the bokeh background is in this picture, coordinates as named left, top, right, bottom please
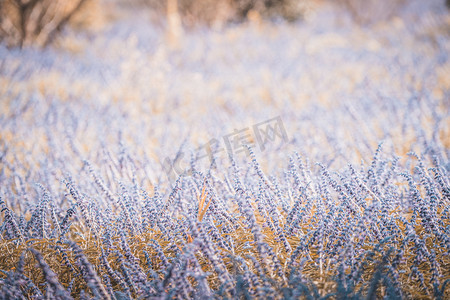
left=1, top=0, right=449, bottom=186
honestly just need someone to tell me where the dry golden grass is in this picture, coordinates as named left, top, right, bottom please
left=1, top=199, right=449, bottom=298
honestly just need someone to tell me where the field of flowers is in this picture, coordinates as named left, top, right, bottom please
left=0, top=0, right=449, bottom=299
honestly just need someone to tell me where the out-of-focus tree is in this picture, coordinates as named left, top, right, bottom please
left=143, top=0, right=307, bottom=28
left=341, top=0, right=405, bottom=25
left=166, top=0, right=183, bottom=48
left=0, top=0, right=88, bottom=48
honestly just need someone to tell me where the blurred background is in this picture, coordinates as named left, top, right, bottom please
left=0, top=0, right=449, bottom=186
left=1, top=0, right=448, bottom=48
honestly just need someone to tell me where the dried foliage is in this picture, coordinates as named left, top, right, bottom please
left=0, top=143, right=449, bottom=298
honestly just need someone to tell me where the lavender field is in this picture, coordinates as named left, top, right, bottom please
left=0, top=0, right=449, bottom=299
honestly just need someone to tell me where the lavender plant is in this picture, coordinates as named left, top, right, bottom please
left=0, top=0, right=449, bottom=298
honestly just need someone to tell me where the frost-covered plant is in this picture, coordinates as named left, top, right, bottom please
left=0, top=1, right=449, bottom=298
